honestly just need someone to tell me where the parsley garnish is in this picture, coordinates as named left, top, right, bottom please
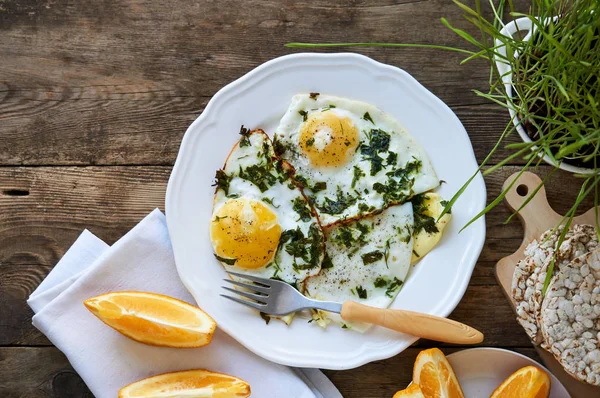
left=214, top=254, right=236, bottom=265
left=352, top=165, right=365, bottom=188
left=318, top=187, right=357, bottom=215
left=239, top=164, right=278, bottom=192
left=361, top=250, right=384, bottom=265
left=213, top=215, right=228, bottom=222
left=311, top=181, right=327, bottom=192
left=387, top=151, right=398, bottom=166
left=299, top=110, right=308, bottom=121
left=332, top=226, right=355, bottom=248
left=321, top=104, right=336, bottom=111
left=273, top=135, right=287, bottom=156
left=262, top=197, right=279, bottom=208
left=360, top=129, right=391, bottom=175
left=385, top=277, right=403, bottom=298
left=292, top=197, right=313, bottom=222
left=259, top=312, right=271, bottom=324
left=306, top=137, right=315, bottom=147
left=309, top=92, right=320, bottom=100
left=279, top=224, right=323, bottom=270
left=374, top=276, right=389, bottom=288
left=239, top=125, right=251, bottom=147
left=412, top=194, right=439, bottom=235
left=356, top=285, right=368, bottom=299
left=362, top=112, right=375, bottom=124
left=322, top=253, right=334, bottom=269
left=413, top=249, right=420, bottom=258
left=213, top=169, right=232, bottom=195
left=341, top=323, right=349, bottom=329
left=358, top=203, right=376, bottom=213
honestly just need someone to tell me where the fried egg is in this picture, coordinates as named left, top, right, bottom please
left=211, top=129, right=325, bottom=287
left=274, top=93, right=439, bottom=227
left=411, top=192, right=452, bottom=264
left=303, top=203, right=414, bottom=332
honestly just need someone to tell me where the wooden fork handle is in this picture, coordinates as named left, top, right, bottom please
left=340, top=301, right=484, bottom=345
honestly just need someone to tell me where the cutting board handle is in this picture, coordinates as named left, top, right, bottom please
left=502, top=172, right=563, bottom=243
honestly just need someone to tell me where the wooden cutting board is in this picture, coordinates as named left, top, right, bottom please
left=495, top=171, right=600, bottom=397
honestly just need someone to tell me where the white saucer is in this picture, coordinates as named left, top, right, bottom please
left=447, top=348, right=569, bottom=397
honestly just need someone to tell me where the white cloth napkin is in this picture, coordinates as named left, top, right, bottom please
left=28, top=209, right=342, bottom=398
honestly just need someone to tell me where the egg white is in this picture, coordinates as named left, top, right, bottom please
left=303, top=203, right=414, bottom=332
left=274, top=93, right=439, bottom=227
left=212, top=130, right=325, bottom=287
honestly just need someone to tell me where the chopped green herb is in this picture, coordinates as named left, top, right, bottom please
left=341, top=323, right=349, bottom=329
left=352, top=165, right=365, bottom=188
left=412, top=194, right=439, bottom=235
left=259, top=312, right=271, bottom=324
left=362, top=112, right=375, bottom=124
left=288, top=182, right=296, bottom=189
left=397, top=226, right=412, bottom=243
left=413, top=249, right=420, bottom=258
left=309, top=92, right=320, bottom=100
left=374, top=276, right=389, bottom=288
left=387, top=151, right=398, bottom=166
left=279, top=224, right=323, bottom=270
left=311, top=181, right=327, bottom=192
left=321, top=104, right=336, bottom=111
left=318, top=187, right=357, bottom=215
left=322, top=253, right=334, bottom=269
left=299, top=110, right=308, bottom=121
left=239, top=164, right=278, bottom=192
left=355, top=222, right=370, bottom=237
left=213, top=169, right=232, bottom=195
left=373, top=179, right=410, bottom=205
left=356, top=285, right=368, bottom=299
left=213, top=215, right=228, bottom=222
left=358, top=203, right=376, bottom=213
left=360, top=129, right=391, bottom=175
left=332, top=226, right=355, bottom=248
left=273, top=135, right=287, bottom=156
left=385, top=277, right=403, bottom=298
left=262, top=197, right=279, bottom=208
left=239, top=125, right=251, bottom=147
left=440, top=199, right=452, bottom=214
left=361, top=250, right=384, bottom=265
left=292, top=197, right=313, bottom=222
left=306, top=137, right=315, bottom=147
left=214, top=254, right=236, bottom=265
left=237, top=155, right=249, bottom=160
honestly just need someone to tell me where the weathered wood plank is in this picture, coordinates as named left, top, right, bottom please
left=0, top=164, right=592, bottom=346
left=0, top=346, right=540, bottom=398
left=0, top=0, right=532, bottom=166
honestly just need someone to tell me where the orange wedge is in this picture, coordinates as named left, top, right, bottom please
left=413, top=348, right=465, bottom=398
left=393, top=383, right=426, bottom=397
left=490, top=366, right=550, bottom=398
left=84, top=291, right=216, bottom=348
left=119, top=369, right=250, bottom=398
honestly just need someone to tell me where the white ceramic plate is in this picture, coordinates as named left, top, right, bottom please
left=166, top=53, right=486, bottom=369
left=447, top=348, right=569, bottom=397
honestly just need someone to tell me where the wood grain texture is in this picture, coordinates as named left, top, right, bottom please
left=0, top=346, right=541, bottom=398
left=0, top=0, right=527, bottom=166
left=0, top=164, right=591, bottom=347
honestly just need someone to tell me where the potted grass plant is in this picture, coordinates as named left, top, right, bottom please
left=288, top=0, right=600, bottom=286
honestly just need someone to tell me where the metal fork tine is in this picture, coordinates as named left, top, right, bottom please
left=220, top=294, right=266, bottom=311
left=223, top=278, right=270, bottom=294
left=226, top=271, right=271, bottom=286
left=221, top=286, right=268, bottom=303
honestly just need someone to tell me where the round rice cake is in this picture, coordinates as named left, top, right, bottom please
left=540, top=248, right=600, bottom=386
left=512, top=224, right=598, bottom=342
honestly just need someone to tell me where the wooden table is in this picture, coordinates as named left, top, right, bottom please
left=0, top=1, right=594, bottom=396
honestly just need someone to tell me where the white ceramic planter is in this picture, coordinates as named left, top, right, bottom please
left=495, top=17, right=594, bottom=175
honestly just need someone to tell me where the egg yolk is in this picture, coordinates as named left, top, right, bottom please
left=299, top=112, right=359, bottom=167
left=210, top=198, right=281, bottom=269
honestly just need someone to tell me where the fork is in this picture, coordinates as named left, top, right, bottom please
left=221, top=271, right=483, bottom=344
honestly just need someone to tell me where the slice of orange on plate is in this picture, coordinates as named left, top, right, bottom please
left=84, top=291, right=216, bottom=348
left=119, top=369, right=250, bottom=398
left=393, top=383, right=425, bottom=397
left=412, top=348, right=465, bottom=398
left=490, top=365, right=550, bottom=398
